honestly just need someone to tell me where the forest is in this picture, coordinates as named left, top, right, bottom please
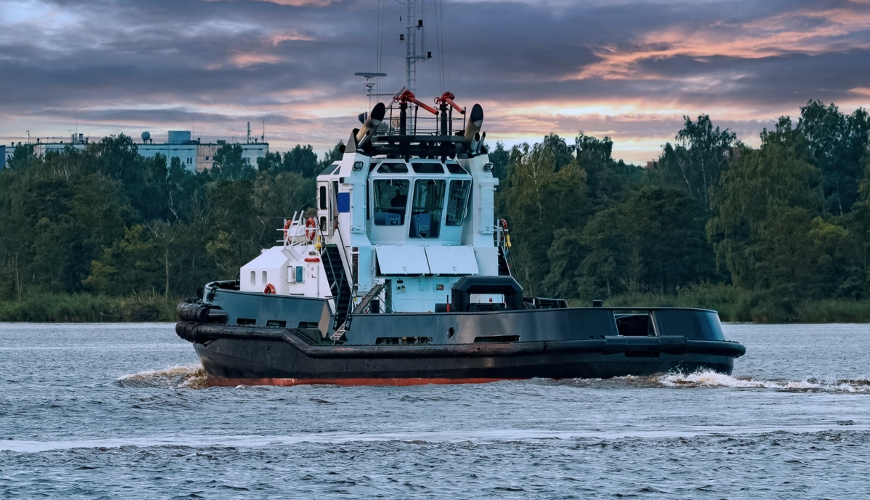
left=1, top=99, right=869, bottom=322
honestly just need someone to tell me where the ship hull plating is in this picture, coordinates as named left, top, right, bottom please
left=178, top=319, right=743, bottom=386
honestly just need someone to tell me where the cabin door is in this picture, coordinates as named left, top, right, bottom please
left=317, top=181, right=332, bottom=237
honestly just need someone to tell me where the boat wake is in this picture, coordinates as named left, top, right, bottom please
left=117, top=365, right=207, bottom=389
left=659, top=370, right=870, bottom=393
left=114, top=366, right=868, bottom=393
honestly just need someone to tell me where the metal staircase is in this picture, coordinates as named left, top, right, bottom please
left=322, top=245, right=351, bottom=331
left=352, top=282, right=387, bottom=314
left=498, top=247, right=511, bottom=276
left=330, top=282, right=387, bottom=342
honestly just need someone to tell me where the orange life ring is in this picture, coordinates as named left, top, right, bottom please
left=305, top=217, right=317, bottom=241
left=263, top=283, right=276, bottom=294
left=283, top=220, right=291, bottom=241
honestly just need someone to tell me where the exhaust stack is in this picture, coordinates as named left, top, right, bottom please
left=356, top=102, right=386, bottom=149
left=463, top=104, right=484, bottom=143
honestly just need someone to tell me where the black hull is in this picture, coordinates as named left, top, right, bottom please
left=177, top=321, right=744, bottom=386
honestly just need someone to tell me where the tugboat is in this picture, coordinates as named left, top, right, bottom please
left=175, top=7, right=745, bottom=386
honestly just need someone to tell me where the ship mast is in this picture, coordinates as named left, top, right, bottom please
left=401, top=0, right=429, bottom=95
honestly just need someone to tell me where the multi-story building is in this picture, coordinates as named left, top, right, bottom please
left=7, top=130, right=269, bottom=172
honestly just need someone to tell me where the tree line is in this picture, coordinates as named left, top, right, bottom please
left=0, top=139, right=340, bottom=301
left=1, top=99, right=868, bottom=316
left=497, top=100, right=870, bottom=311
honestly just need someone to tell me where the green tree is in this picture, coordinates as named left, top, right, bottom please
left=841, top=141, right=870, bottom=298
left=318, top=141, right=345, bottom=173
left=708, top=142, right=825, bottom=293
left=501, top=137, right=587, bottom=295
left=253, top=171, right=316, bottom=246
left=280, top=144, right=319, bottom=178
left=656, top=115, right=738, bottom=211
left=146, top=220, right=179, bottom=299
left=206, top=180, right=259, bottom=277
left=256, top=151, right=283, bottom=173
left=213, top=144, right=256, bottom=181
left=796, top=101, right=869, bottom=215
left=577, top=186, right=713, bottom=298
left=488, top=141, right=510, bottom=180
left=85, top=225, right=162, bottom=295
left=6, top=144, right=39, bottom=170
left=575, top=132, right=646, bottom=209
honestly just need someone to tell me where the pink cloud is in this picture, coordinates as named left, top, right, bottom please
left=202, top=0, right=338, bottom=5
left=569, top=3, right=870, bottom=82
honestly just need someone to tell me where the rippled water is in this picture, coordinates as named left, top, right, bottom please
left=1, top=323, right=869, bottom=498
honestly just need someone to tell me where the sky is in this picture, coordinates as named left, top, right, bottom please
left=1, top=0, right=869, bottom=164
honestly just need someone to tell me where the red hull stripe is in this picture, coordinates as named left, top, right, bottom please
left=207, top=376, right=524, bottom=387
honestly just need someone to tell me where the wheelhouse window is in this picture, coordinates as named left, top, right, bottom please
left=410, top=179, right=446, bottom=238
left=445, top=180, right=471, bottom=226
left=412, top=163, right=445, bottom=174
left=445, top=162, right=468, bottom=174
left=377, top=162, right=408, bottom=174
left=373, top=179, right=410, bottom=225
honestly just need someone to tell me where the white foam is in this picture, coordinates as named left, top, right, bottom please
left=5, top=423, right=870, bottom=453
left=117, top=364, right=207, bottom=389
left=659, top=370, right=870, bottom=393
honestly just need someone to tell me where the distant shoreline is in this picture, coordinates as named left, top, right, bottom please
left=0, top=293, right=179, bottom=323
left=570, top=284, right=870, bottom=323
left=2, top=287, right=869, bottom=324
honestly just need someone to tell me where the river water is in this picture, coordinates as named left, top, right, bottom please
left=0, top=323, right=868, bottom=498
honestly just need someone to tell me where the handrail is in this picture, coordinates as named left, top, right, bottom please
left=330, top=219, right=354, bottom=291
left=317, top=225, right=340, bottom=296
left=352, top=282, right=386, bottom=314
left=317, top=226, right=347, bottom=333
left=330, top=281, right=387, bottom=342
left=318, top=220, right=357, bottom=334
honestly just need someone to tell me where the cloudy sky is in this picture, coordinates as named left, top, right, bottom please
left=2, top=0, right=869, bottom=164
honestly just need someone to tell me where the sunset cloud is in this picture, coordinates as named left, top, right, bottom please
left=203, top=0, right=337, bottom=6
left=1, top=0, right=868, bottom=163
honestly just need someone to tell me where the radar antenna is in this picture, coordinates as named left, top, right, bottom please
left=354, top=72, right=388, bottom=110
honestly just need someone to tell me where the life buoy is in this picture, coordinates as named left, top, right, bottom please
left=305, top=217, right=317, bottom=241
left=263, top=283, right=276, bottom=294
left=499, top=218, right=511, bottom=248
left=283, top=220, right=291, bottom=241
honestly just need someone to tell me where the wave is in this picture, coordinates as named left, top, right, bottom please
left=659, top=370, right=870, bottom=393
left=5, top=425, right=870, bottom=454
left=114, top=365, right=869, bottom=394
left=117, top=364, right=207, bottom=389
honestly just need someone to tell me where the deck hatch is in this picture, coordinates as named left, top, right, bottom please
left=375, top=245, right=430, bottom=274
left=425, top=246, right=479, bottom=275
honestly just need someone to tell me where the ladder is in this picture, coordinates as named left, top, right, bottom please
left=330, top=282, right=387, bottom=341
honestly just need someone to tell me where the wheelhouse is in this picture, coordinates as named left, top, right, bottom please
left=368, top=159, right=472, bottom=245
